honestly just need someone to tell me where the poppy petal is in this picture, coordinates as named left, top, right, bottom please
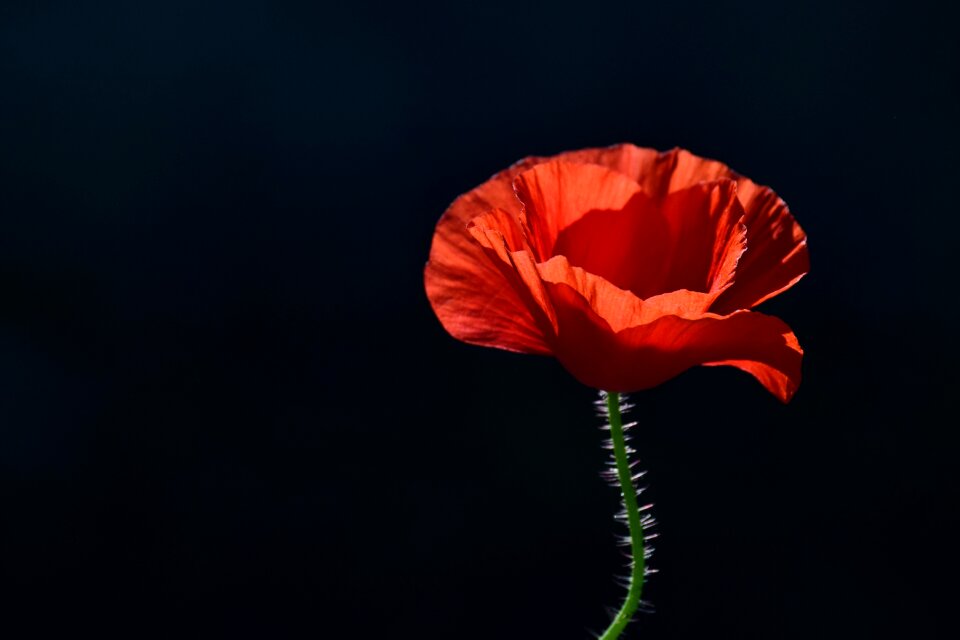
left=550, top=144, right=734, bottom=198
left=709, top=183, right=809, bottom=313
left=659, top=149, right=809, bottom=312
left=549, top=145, right=718, bottom=195
left=533, top=256, right=802, bottom=402
left=551, top=179, right=746, bottom=302
left=425, top=144, right=806, bottom=399
left=424, top=162, right=553, bottom=355
left=513, top=161, right=644, bottom=260
left=549, top=143, right=667, bottom=192
left=467, top=210, right=559, bottom=337
left=551, top=144, right=809, bottom=310
left=536, top=255, right=716, bottom=328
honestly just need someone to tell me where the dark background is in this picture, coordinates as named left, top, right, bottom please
left=2, top=1, right=957, bottom=637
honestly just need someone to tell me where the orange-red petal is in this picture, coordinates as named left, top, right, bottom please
left=708, top=181, right=809, bottom=313
left=551, top=178, right=746, bottom=302
left=512, top=160, right=644, bottom=260
left=424, top=160, right=552, bottom=355
left=550, top=144, right=809, bottom=311
left=424, top=144, right=806, bottom=400
left=534, top=256, right=802, bottom=402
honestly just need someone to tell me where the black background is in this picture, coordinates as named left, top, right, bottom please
left=2, top=1, right=958, bottom=638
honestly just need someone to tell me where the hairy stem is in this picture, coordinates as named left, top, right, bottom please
left=598, top=391, right=646, bottom=640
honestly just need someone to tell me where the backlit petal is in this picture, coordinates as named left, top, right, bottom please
left=552, top=179, right=746, bottom=301
left=424, top=160, right=552, bottom=354
left=709, top=182, right=809, bottom=313
left=532, top=256, right=802, bottom=402
left=513, top=161, right=644, bottom=260
left=548, top=283, right=802, bottom=402
left=424, top=144, right=807, bottom=399
left=552, top=144, right=809, bottom=310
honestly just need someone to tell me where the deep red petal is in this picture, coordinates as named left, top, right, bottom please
left=424, top=160, right=553, bottom=355
left=552, top=179, right=746, bottom=302
left=551, top=144, right=809, bottom=310
left=536, top=255, right=717, bottom=329
left=550, top=144, right=668, bottom=192
left=425, top=144, right=807, bottom=385
left=709, top=182, right=809, bottom=313
left=467, top=210, right=559, bottom=338
left=512, top=161, right=644, bottom=260
left=534, top=257, right=802, bottom=402
left=551, top=145, right=732, bottom=197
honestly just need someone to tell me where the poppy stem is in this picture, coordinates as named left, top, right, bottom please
left=599, top=391, right=647, bottom=640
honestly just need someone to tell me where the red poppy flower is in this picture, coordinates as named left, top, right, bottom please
left=424, top=144, right=808, bottom=402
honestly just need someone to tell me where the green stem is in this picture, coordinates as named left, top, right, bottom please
left=598, top=391, right=646, bottom=640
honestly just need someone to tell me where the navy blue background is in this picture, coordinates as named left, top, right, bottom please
left=1, top=1, right=957, bottom=637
